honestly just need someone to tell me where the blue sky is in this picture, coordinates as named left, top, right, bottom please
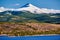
left=0, top=0, right=60, bottom=10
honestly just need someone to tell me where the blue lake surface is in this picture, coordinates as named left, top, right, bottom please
left=0, top=35, right=60, bottom=40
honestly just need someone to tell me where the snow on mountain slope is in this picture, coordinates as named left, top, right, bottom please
left=0, top=3, right=60, bottom=14
left=0, top=7, right=6, bottom=12
left=0, top=7, right=17, bottom=12
left=18, top=3, right=60, bottom=14
left=17, top=3, right=43, bottom=13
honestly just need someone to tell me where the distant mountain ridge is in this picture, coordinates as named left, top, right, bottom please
left=0, top=3, right=60, bottom=14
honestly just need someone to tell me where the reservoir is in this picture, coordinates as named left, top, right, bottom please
left=0, top=35, right=60, bottom=40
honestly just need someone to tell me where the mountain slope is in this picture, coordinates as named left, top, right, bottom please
left=0, top=11, right=60, bottom=23
left=0, top=3, right=60, bottom=23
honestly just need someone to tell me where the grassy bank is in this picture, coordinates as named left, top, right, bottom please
left=0, top=22, right=60, bottom=36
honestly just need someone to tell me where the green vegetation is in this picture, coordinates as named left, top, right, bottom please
left=0, top=11, right=60, bottom=24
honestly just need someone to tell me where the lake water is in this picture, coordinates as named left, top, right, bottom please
left=0, top=35, right=60, bottom=40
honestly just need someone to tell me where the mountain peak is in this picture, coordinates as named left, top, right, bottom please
left=19, top=3, right=42, bottom=13
left=21, top=3, right=34, bottom=8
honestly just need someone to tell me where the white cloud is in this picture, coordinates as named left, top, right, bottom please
left=15, top=4, right=20, bottom=6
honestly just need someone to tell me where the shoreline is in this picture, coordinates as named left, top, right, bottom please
left=0, top=34, right=59, bottom=37
left=20, top=34, right=60, bottom=37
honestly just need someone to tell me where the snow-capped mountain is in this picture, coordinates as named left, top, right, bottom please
left=0, top=3, right=60, bottom=14
left=18, top=3, right=60, bottom=13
